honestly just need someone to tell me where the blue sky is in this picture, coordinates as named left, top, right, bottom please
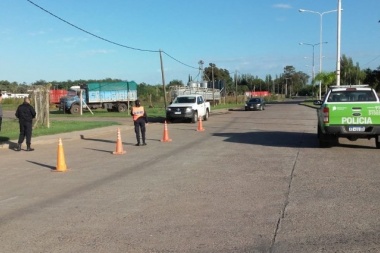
left=1, top=0, right=379, bottom=85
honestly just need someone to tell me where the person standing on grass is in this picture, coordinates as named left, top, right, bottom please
left=15, top=97, right=36, bottom=151
left=130, top=99, right=148, bottom=146
left=0, top=93, right=3, bottom=132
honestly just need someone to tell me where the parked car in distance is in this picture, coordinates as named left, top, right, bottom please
left=245, top=97, right=265, bottom=111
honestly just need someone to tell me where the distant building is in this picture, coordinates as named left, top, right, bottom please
left=0, top=91, right=29, bottom=99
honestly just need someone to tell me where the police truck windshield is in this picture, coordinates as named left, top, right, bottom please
left=327, top=90, right=376, bottom=102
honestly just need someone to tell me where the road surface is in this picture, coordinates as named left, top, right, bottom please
left=1, top=102, right=379, bottom=252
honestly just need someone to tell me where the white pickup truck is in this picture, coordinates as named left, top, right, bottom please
left=166, top=95, right=210, bottom=123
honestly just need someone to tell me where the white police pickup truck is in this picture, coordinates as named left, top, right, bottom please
left=166, top=95, right=210, bottom=123
left=314, top=85, right=380, bottom=148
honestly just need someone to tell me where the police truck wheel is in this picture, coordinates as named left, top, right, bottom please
left=318, top=126, right=330, bottom=148
left=70, top=104, right=80, bottom=114
left=375, top=136, right=380, bottom=149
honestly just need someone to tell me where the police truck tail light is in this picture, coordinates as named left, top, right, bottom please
left=323, top=107, right=329, bottom=123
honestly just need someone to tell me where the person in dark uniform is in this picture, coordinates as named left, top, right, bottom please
left=130, top=99, right=148, bottom=146
left=15, top=97, right=36, bottom=151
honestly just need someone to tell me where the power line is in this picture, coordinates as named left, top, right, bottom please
left=26, top=0, right=198, bottom=69
left=362, top=55, right=380, bottom=68
left=27, top=0, right=158, bottom=53
left=162, top=51, right=198, bottom=70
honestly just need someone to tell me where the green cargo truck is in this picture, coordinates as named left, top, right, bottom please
left=314, top=85, right=380, bottom=148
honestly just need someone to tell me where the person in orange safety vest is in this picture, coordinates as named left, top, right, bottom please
left=130, top=99, right=148, bottom=146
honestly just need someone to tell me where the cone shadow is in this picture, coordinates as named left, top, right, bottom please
left=26, top=160, right=55, bottom=170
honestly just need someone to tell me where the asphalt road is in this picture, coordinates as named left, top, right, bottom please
left=1, top=102, right=379, bottom=253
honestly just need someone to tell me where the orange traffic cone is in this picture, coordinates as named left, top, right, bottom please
left=161, top=121, right=172, bottom=142
left=55, top=138, right=67, bottom=172
left=196, top=116, right=205, bottom=132
left=113, top=128, right=126, bottom=155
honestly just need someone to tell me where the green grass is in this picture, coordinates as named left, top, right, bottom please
left=0, top=102, right=244, bottom=142
left=0, top=104, right=18, bottom=110
left=50, top=109, right=131, bottom=117
left=0, top=119, right=120, bottom=142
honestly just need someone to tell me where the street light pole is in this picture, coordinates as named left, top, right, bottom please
left=299, top=8, right=338, bottom=99
left=299, top=42, right=327, bottom=98
left=304, top=58, right=315, bottom=85
left=336, top=0, right=342, bottom=86
left=299, top=43, right=317, bottom=84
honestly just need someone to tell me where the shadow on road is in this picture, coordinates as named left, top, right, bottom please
left=26, top=160, right=55, bottom=170
left=84, top=148, right=116, bottom=154
left=0, top=138, right=19, bottom=150
left=80, top=135, right=115, bottom=143
left=213, top=131, right=318, bottom=148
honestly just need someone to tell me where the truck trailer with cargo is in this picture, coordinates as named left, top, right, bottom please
left=169, top=81, right=222, bottom=105
left=59, top=81, right=138, bottom=114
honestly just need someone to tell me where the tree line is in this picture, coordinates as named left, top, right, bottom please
left=1, top=54, right=379, bottom=101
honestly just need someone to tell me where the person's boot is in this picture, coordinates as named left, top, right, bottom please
left=15, top=143, right=21, bottom=151
left=26, top=145, right=34, bottom=151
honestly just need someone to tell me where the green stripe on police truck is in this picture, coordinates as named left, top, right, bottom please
left=326, top=104, right=380, bottom=125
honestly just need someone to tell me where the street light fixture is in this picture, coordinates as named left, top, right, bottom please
left=299, top=8, right=339, bottom=99
left=299, top=42, right=327, bottom=98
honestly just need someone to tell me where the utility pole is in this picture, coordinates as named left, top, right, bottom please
left=159, top=50, right=167, bottom=108
left=285, top=78, right=289, bottom=97
left=235, top=70, right=238, bottom=104
left=209, top=63, right=215, bottom=106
